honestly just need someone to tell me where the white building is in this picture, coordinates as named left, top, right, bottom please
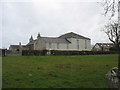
left=27, top=32, right=91, bottom=51
left=92, top=43, right=114, bottom=51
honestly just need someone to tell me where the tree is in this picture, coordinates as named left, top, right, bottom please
left=102, top=0, right=119, bottom=19
left=102, top=0, right=120, bottom=89
left=103, top=21, right=120, bottom=89
left=103, top=21, right=120, bottom=48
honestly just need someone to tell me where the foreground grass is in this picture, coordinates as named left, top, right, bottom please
left=2, top=54, right=118, bottom=88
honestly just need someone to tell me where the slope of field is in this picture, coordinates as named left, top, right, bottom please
left=2, top=54, right=118, bottom=88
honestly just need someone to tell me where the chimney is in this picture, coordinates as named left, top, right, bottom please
left=37, top=33, right=41, bottom=39
left=19, top=42, right=21, bottom=46
left=29, top=35, right=33, bottom=42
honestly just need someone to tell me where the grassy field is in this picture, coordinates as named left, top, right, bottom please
left=2, top=54, right=118, bottom=88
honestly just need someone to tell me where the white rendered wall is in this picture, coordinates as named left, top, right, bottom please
left=67, top=38, right=91, bottom=51
left=93, top=44, right=101, bottom=51
left=46, top=42, right=68, bottom=50
left=45, top=38, right=91, bottom=51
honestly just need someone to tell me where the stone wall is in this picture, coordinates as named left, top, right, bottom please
left=106, top=67, right=119, bottom=88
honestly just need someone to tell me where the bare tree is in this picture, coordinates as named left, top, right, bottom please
left=102, top=0, right=119, bottom=19
left=103, top=21, right=120, bottom=89
left=102, top=0, right=120, bottom=89
left=104, top=21, right=120, bottom=48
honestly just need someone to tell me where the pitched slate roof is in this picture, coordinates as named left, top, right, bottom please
left=59, top=32, right=90, bottom=40
left=27, top=32, right=90, bottom=45
left=41, top=37, right=71, bottom=43
left=96, top=43, right=114, bottom=48
left=10, top=45, right=20, bottom=49
left=10, top=45, right=27, bottom=49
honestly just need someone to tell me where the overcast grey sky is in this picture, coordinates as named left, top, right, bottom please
left=1, top=0, right=117, bottom=49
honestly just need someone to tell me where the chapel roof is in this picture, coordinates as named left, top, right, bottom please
left=59, top=32, right=90, bottom=40
left=41, top=37, right=71, bottom=43
left=27, top=32, right=90, bottom=45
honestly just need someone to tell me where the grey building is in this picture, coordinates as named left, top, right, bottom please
left=9, top=42, right=29, bottom=52
left=27, top=32, right=91, bottom=51
left=9, top=32, right=91, bottom=51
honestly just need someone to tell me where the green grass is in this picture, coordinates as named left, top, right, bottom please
left=2, top=54, right=118, bottom=88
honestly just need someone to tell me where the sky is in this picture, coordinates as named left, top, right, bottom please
left=1, top=0, right=118, bottom=49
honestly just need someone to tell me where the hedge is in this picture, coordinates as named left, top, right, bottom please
left=21, top=50, right=117, bottom=56
left=51, top=50, right=117, bottom=55
left=22, top=50, right=47, bottom=56
left=1, top=49, right=6, bottom=56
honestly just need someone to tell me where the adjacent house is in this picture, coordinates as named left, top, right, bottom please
left=92, top=43, right=114, bottom=51
left=9, top=32, right=91, bottom=51
left=9, top=42, right=29, bottom=52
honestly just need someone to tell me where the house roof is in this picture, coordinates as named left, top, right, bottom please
left=9, top=45, right=27, bottom=49
left=41, top=37, right=71, bottom=43
left=10, top=45, right=20, bottom=49
left=95, top=43, right=114, bottom=48
left=59, top=32, right=90, bottom=40
left=27, top=37, right=71, bottom=45
left=27, top=32, right=90, bottom=45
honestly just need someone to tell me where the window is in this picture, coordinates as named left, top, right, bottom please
left=49, top=43, right=51, bottom=49
left=77, top=40, right=79, bottom=49
left=16, top=49, right=19, bottom=51
left=85, top=40, right=87, bottom=49
left=57, top=43, right=59, bottom=49
left=67, top=43, right=69, bottom=49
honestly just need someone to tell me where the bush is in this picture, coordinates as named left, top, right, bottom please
left=109, top=47, right=120, bottom=51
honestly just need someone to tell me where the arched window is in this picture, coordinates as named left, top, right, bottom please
left=17, top=49, right=19, bottom=51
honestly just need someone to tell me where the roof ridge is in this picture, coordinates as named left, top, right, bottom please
left=59, top=32, right=90, bottom=40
